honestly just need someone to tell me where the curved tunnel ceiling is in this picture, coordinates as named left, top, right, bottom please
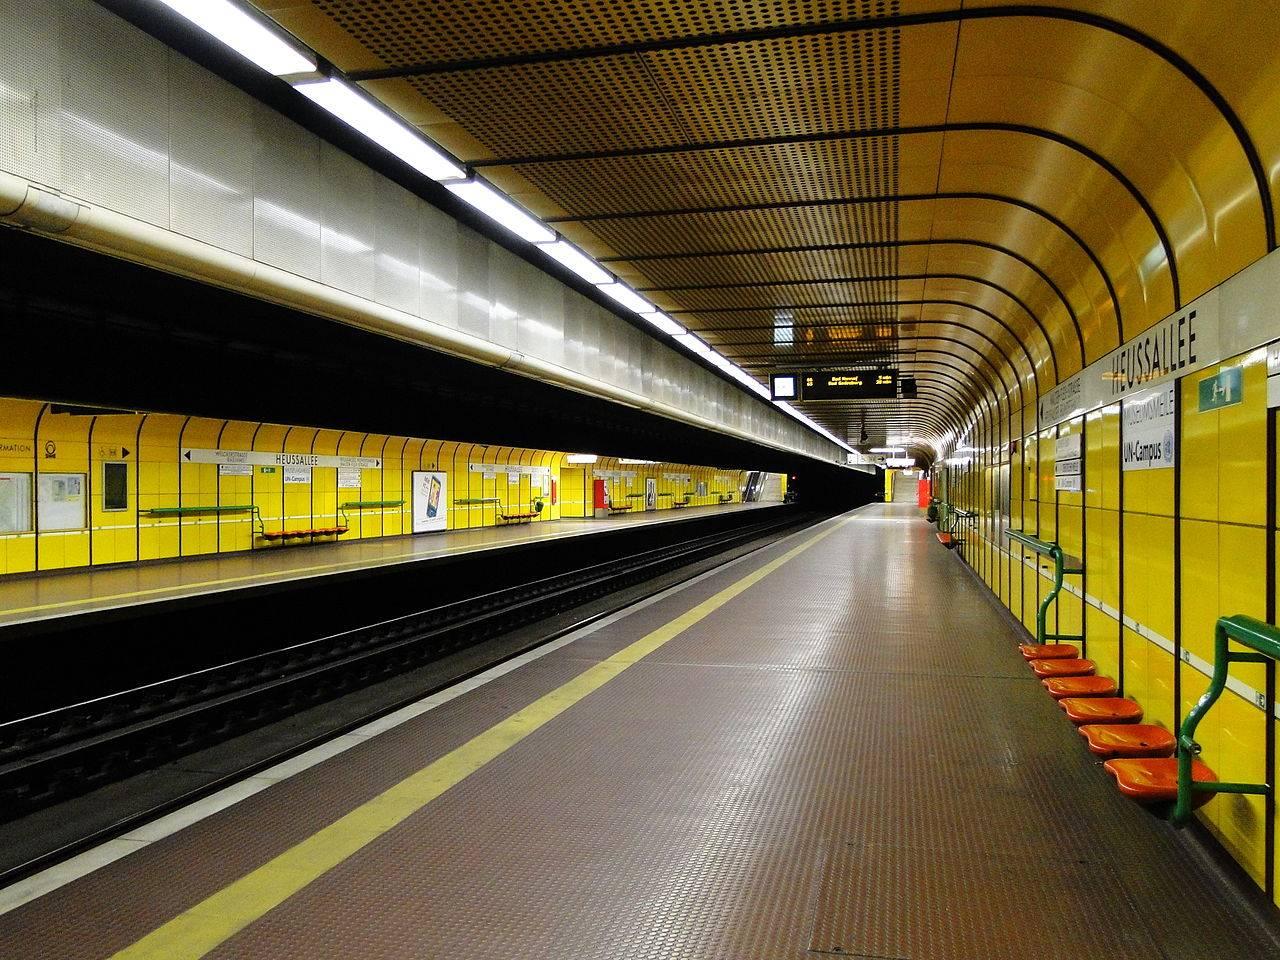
left=249, top=0, right=1280, bottom=451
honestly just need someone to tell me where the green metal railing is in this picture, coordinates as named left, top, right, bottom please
left=340, top=499, right=404, bottom=509
left=1172, top=614, right=1278, bottom=826
left=145, top=504, right=263, bottom=535
left=454, top=497, right=500, bottom=505
left=1004, top=529, right=1084, bottom=648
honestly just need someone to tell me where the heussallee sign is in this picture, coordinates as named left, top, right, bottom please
left=1039, top=292, right=1221, bottom=428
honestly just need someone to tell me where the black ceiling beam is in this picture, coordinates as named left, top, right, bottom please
left=477, top=118, right=1173, bottom=317
left=674, top=298, right=1045, bottom=394
left=606, top=235, right=1085, bottom=352
left=550, top=190, right=1110, bottom=370
left=346, top=5, right=1273, bottom=255
left=723, top=335, right=1017, bottom=407
left=693, top=315, right=1028, bottom=398
left=641, top=271, right=1057, bottom=378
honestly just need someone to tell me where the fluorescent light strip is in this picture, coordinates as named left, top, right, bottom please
left=157, top=0, right=315, bottom=76
left=540, top=241, right=613, bottom=285
left=295, top=78, right=464, bottom=182
left=639, top=311, right=684, bottom=336
left=445, top=179, right=555, bottom=243
left=672, top=332, right=712, bottom=357
left=596, top=282, right=653, bottom=314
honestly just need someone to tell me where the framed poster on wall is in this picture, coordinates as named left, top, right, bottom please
left=411, top=471, right=448, bottom=533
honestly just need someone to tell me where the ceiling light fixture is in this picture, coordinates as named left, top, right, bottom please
left=640, top=311, right=684, bottom=336
left=540, top=240, right=613, bottom=285
left=157, top=0, right=315, bottom=76
left=595, top=282, right=653, bottom=314
left=444, top=179, right=556, bottom=242
left=294, top=78, right=465, bottom=182
left=672, top=333, right=712, bottom=357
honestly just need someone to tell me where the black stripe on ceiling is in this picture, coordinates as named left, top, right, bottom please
left=673, top=298, right=1044, bottom=392
left=348, top=5, right=1274, bottom=253
left=478, top=120, right=1178, bottom=313
left=551, top=190, right=1110, bottom=368
left=640, top=271, right=1057, bottom=375
left=618, top=238, right=1082, bottom=350
left=717, top=334, right=1018, bottom=405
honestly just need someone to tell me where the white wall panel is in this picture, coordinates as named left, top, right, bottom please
left=0, top=0, right=843, bottom=463
left=167, top=53, right=254, bottom=257
left=252, top=104, right=322, bottom=280
left=0, top=0, right=62, bottom=185
left=320, top=143, right=378, bottom=301
left=59, top=1, right=169, bottom=227
left=370, top=180, right=421, bottom=316
left=455, top=229, right=493, bottom=342
left=419, top=203, right=459, bottom=330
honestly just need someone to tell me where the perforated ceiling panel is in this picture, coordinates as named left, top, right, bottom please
left=247, top=0, right=1280, bottom=450
left=309, top=1, right=903, bottom=65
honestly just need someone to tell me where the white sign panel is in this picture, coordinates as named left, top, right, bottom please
left=337, top=467, right=362, bottom=489
left=1053, top=431, right=1081, bottom=492
left=283, top=465, right=311, bottom=484
left=411, top=471, right=447, bottom=533
left=1039, top=296, right=1219, bottom=428
left=1121, top=384, right=1177, bottom=471
left=218, top=463, right=253, bottom=477
left=182, top=448, right=380, bottom=469
left=1268, top=341, right=1280, bottom=408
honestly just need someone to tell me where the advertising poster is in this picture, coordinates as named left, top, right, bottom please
left=644, top=477, right=657, bottom=510
left=411, top=471, right=448, bottom=533
left=1122, top=384, right=1176, bottom=471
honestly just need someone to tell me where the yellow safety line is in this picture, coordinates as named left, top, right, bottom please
left=0, top=516, right=667, bottom=618
left=109, top=515, right=851, bottom=960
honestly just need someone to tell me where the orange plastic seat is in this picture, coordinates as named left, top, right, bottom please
left=1103, top=757, right=1217, bottom=807
left=1042, top=675, right=1117, bottom=700
left=1029, top=658, right=1095, bottom=679
left=1059, top=697, right=1143, bottom=725
left=1020, top=643, right=1079, bottom=660
left=936, top=532, right=953, bottom=546
left=1078, top=724, right=1175, bottom=759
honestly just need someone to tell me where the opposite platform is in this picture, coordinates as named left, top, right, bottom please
left=0, top=501, right=777, bottom=630
left=1, top=503, right=1276, bottom=959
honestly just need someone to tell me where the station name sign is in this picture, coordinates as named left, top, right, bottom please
left=1038, top=294, right=1221, bottom=428
left=182, top=448, right=381, bottom=469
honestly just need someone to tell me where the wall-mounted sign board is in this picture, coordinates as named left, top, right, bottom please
left=800, top=369, right=897, bottom=400
left=1197, top=366, right=1243, bottom=412
left=182, top=449, right=380, bottom=469
left=1053, top=432, right=1082, bottom=490
left=1268, top=342, right=1280, bottom=408
left=1122, top=384, right=1176, bottom=471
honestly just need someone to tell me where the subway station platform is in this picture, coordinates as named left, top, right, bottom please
left=0, top=502, right=777, bottom=630
left=2, top=503, right=1276, bottom=960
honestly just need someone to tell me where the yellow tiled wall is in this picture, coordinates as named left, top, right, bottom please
left=948, top=346, right=1279, bottom=904
left=0, top=397, right=767, bottom=577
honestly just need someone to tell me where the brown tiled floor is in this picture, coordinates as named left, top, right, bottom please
left=2, top=504, right=1277, bottom=959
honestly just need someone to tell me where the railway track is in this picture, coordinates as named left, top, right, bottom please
left=0, top=511, right=812, bottom=832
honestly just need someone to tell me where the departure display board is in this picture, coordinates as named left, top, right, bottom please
left=800, top=369, right=897, bottom=400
